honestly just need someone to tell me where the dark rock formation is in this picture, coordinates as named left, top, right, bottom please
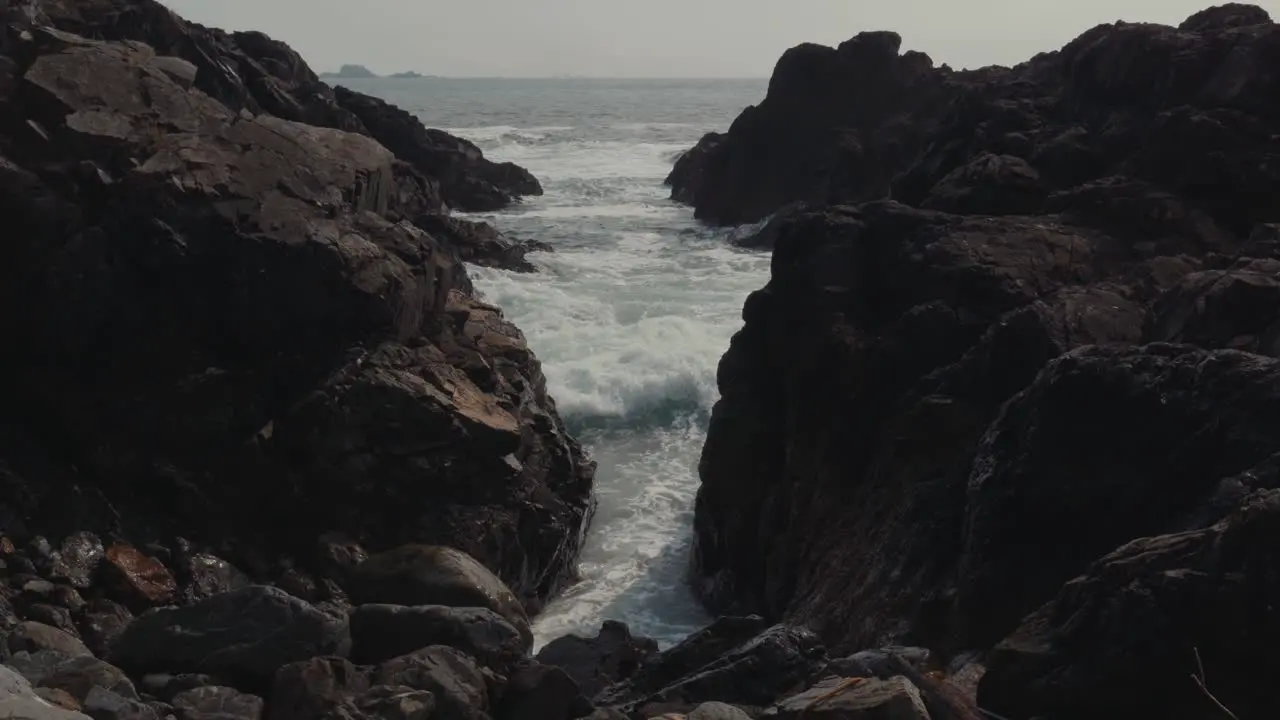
left=334, top=86, right=543, bottom=212
left=597, top=624, right=825, bottom=716
left=669, top=5, right=1280, bottom=232
left=349, top=604, right=527, bottom=668
left=109, top=586, right=349, bottom=687
left=34, top=0, right=539, bottom=214
left=414, top=214, right=552, bottom=273
left=979, top=488, right=1280, bottom=720
left=666, top=32, right=955, bottom=224
left=0, top=0, right=591, bottom=617
left=684, top=4, right=1280, bottom=720
left=535, top=620, right=659, bottom=698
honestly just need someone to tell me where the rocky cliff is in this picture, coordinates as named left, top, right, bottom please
left=686, top=4, right=1280, bottom=719
left=0, top=0, right=591, bottom=619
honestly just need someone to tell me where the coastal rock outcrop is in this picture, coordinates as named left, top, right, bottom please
left=668, top=4, right=1280, bottom=232
left=0, top=0, right=591, bottom=619
left=35, top=0, right=540, bottom=214
left=684, top=4, right=1280, bottom=719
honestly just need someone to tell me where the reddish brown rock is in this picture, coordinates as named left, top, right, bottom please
left=102, top=545, right=177, bottom=609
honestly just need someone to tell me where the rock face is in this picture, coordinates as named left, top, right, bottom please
left=666, top=32, right=954, bottom=225
left=0, top=0, right=592, bottom=617
left=683, top=5, right=1280, bottom=720
left=34, top=0, right=538, bottom=213
left=669, top=5, right=1280, bottom=230
left=333, top=86, right=543, bottom=212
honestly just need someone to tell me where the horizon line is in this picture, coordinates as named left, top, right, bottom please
left=318, top=73, right=770, bottom=81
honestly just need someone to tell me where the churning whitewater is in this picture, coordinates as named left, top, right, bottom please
left=343, top=78, right=768, bottom=648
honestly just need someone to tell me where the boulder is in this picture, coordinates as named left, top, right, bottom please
left=268, top=657, right=370, bottom=720
left=81, top=687, right=160, bottom=720
left=349, top=546, right=532, bottom=649
left=373, top=646, right=490, bottom=720
left=100, top=545, right=176, bottom=610
left=495, top=661, right=593, bottom=720
left=109, top=586, right=349, bottom=686
left=33, top=655, right=138, bottom=703
left=0, top=665, right=93, bottom=720
left=535, top=620, right=659, bottom=698
left=599, top=625, right=825, bottom=714
left=7, top=623, right=92, bottom=659
left=350, top=604, right=527, bottom=667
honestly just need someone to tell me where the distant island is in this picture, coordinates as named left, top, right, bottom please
left=318, top=64, right=377, bottom=79
left=318, top=66, right=437, bottom=80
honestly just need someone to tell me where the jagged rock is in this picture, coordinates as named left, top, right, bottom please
left=1144, top=259, right=1280, bottom=356
left=495, top=661, right=593, bottom=720
left=599, top=625, right=825, bottom=714
left=415, top=214, right=550, bottom=272
left=665, top=31, right=949, bottom=224
left=671, top=6, right=1280, bottom=237
left=350, top=604, right=527, bottom=667
left=822, top=648, right=931, bottom=682
left=955, top=346, right=1280, bottom=647
left=599, top=616, right=770, bottom=705
left=7, top=623, right=92, bottom=659
left=764, top=677, right=931, bottom=720
left=979, top=489, right=1280, bottom=720
left=535, top=620, right=659, bottom=698
left=0, top=0, right=591, bottom=620
left=373, top=646, right=489, bottom=720
left=919, top=153, right=1047, bottom=215
left=349, top=546, right=532, bottom=650
left=109, top=586, right=349, bottom=686
left=333, top=85, right=542, bottom=212
left=170, top=686, right=263, bottom=720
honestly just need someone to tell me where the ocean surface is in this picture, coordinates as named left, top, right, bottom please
left=340, top=78, right=770, bottom=649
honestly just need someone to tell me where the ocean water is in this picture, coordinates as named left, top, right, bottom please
left=341, top=78, right=770, bottom=648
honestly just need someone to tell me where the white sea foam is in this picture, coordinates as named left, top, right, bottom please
left=449, top=109, right=769, bottom=649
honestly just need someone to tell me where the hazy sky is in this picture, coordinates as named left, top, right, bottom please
left=162, top=1, right=1280, bottom=78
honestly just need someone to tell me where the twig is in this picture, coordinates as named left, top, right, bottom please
left=1190, top=647, right=1242, bottom=720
